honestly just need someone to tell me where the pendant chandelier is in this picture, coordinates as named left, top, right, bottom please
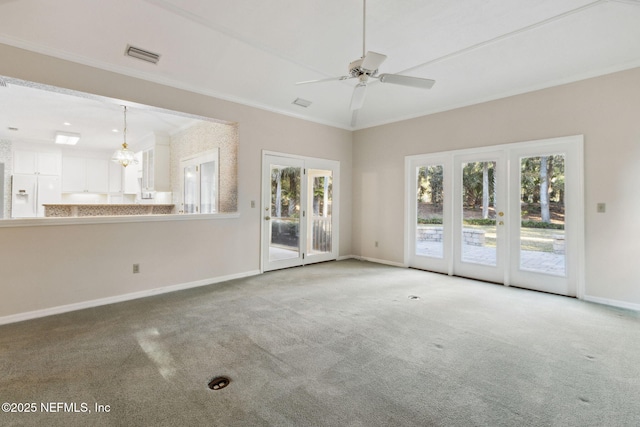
left=111, top=105, right=138, bottom=168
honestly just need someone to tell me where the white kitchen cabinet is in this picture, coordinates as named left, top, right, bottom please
left=85, top=158, right=109, bottom=192
left=13, top=150, right=61, bottom=175
left=109, top=160, right=139, bottom=194
left=140, top=144, right=170, bottom=192
left=62, top=156, right=109, bottom=193
left=141, top=149, right=154, bottom=191
left=123, top=162, right=139, bottom=194
left=62, top=157, right=85, bottom=192
left=108, top=161, right=122, bottom=193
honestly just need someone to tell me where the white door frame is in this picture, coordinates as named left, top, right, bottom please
left=507, top=139, right=585, bottom=296
left=452, top=149, right=507, bottom=284
left=405, top=135, right=585, bottom=298
left=261, top=150, right=340, bottom=273
left=406, top=154, right=452, bottom=275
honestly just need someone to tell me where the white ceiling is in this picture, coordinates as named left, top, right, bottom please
left=1, top=0, right=640, bottom=132
left=0, top=81, right=201, bottom=151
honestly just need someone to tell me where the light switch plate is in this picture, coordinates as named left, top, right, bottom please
left=597, top=203, right=606, bottom=213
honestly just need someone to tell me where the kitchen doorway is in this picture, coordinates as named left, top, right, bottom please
left=261, top=152, right=340, bottom=272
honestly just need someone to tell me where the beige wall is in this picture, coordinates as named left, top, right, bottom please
left=353, top=66, right=640, bottom=306
left=0, top=44, right=353, bottom=319
left=2, top=40, right=639, bottom=319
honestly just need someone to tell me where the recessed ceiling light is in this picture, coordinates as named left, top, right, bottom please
left=125, top=44, right=161, bottom=64
left=292, top=98, right=312, bottom=108
left=63, top=122, right=71, bottom=126
left=54, top=131, right=81, bottom=145
left=112, top=129, right=119, bottom=133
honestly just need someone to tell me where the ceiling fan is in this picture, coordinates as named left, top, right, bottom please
left=296, top=0, right=435, bottom=114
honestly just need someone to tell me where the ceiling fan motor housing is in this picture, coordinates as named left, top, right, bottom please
left=349, top=58, right=378, bottom=78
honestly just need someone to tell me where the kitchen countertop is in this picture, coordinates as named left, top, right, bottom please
left=43, top=203, right=175, bottom=217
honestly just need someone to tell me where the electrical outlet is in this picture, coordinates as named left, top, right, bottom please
left=597, top=203, right=606, bottom=213
left=375, top=241, right=379, bottom=247
left=251, top=200, right=256, bottom=208
left=133, top=264, right=140, bottom=274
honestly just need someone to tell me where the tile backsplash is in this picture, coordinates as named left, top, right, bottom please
left=170, top=121, right=238, bottom=213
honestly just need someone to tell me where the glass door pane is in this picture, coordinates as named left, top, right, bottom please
left=307, top=170, right=333, bottom=256
left=263, top=154, right=339, bottom=272
left=408, top=137, right=581, bottom=295
left=461, top=161, right=497, bottom=266
left=453, top=152, right=505, bottom=284
left=200, top=160, right=217, bottom=214
left=519, top=155, right=566, bottom=276
left=183, top=164, right=198, bottom=213
left=269, top=164, right=301, bottom=262
left=416, top=165, right=444, bottom=258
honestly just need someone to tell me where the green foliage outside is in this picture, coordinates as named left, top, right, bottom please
left=271, top=167, right=332, bottom=219
left=271, top=166, right=300, bottom=218
left=417, top=165, right=444, bottom=207
left=417, top=218, right=443, bottom=225
left=417, top=217, right=564, bottom=230
left=417, top=155, right=566, bottom=228
left=520, top=220, right=564, bottom=230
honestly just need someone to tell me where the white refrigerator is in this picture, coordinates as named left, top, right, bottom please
left=11, top=174, right=61, bottom=218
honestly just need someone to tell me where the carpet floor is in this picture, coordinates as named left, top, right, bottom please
left=1, top=259, right=639, bottom=426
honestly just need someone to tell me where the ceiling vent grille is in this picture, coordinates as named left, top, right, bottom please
left=292, top=98, right=312, bottom=108
left=125, top=45, right=161, bottom=64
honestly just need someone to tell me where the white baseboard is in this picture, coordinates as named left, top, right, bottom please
left=0, top=270, right=262, bottom=326
left=583, top=295, right=640, bottom=312
left=351, top=256, right=407, bottom=268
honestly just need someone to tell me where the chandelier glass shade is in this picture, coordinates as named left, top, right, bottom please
left=111, top=106, right=139, bottom=168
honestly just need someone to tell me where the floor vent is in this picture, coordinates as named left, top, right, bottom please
left=208, top=376, right=230, bottom=390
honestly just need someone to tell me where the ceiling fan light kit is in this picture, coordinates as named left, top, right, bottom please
left=295, top=0, right=435, bottom=118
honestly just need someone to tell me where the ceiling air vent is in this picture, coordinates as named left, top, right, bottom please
left=292, top=98, right=312, bottom=108
left=125, top=45, right=161, bottom=64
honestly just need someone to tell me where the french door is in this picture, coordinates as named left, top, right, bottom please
left=453, top=151, right=507, bottom=284
left=406, top=136, right=584, bottom=297
left=180, top=150, right=219, bottom=214
left=261, top=152, right=339, bottom=272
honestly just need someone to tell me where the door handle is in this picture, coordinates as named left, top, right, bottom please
left=265, top=216, right=271, bottom=221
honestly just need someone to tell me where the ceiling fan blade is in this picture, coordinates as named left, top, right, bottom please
left=295, top=76, right=352, bottom=85
left=350, top=83, right=367, bottom=111
left=378, top=73, right=435, bottom=89
left=361, top=51, right=387, bottom=71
